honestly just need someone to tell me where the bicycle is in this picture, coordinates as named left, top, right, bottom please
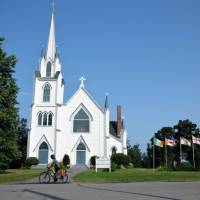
left=39, top=166, right=69, bottom=184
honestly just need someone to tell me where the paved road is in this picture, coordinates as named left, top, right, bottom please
left=0, top=181, right=200, bottom=200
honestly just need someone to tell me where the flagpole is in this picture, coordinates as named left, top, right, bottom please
left=165, top=138, right=167, bottom=167
left=153, top=136, right=155, bottom=170
left=192, top=140, right=195, bottom=168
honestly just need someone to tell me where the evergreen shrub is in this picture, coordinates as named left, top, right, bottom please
left=0, top=163, right=8, bottom=173
left=111, top=153, right=130, bottom=167
left=24, top=157, right=39, bottom=167
left=90, top=156, right=97, bottom=166
left=62, top=154, right=70, bottom=168
left=176, top=162, right=194, bottom=171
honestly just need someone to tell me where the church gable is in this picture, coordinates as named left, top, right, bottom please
left=65, top=86, right=104, bottom=114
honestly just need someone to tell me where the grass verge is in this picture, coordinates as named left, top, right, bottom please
left=0, top=169, right=43, bottom=184
left=73, top=168, right=200, bottom=183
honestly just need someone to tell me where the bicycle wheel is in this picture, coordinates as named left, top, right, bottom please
left=39, top=172, right=51, bottom=184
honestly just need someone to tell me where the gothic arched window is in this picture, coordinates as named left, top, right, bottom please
left=38, top=112, right=42, bottom=126
left=46, top=62, right=51, bottom=77
left=43, top=84, right=50, bottom=102
left=73, top=108, right=89, bottom=132
left=48, top=113, right=53, bottom=126
left=43, top=113, right=47, bottom=126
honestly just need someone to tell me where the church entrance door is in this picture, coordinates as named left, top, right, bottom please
left=76, top=142, right=86, bottom=165
left=39, top=142, right=49, bottom=164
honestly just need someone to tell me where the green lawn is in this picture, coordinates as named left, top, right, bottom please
left=73, top=168, right=200, bottom=183
left=0, top=169, right=43, bottom=184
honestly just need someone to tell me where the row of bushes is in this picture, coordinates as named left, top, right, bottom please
left=21, top=153, right=128, bottom=169
left=91, top=154, right=200, bottom=171
left=3, top=153, right=197, bottom=172
left=14, top=154, right=71, bottom=169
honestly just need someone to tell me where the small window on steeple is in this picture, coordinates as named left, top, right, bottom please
left=48, top=113, right=53, bottom=126
left=46, top=62, right=51, bottom=77
left=43, top=84, right=50, bottom=102
left=43, top=113, right=47, bottom=126
left=38, top=113, right=42, bottom=126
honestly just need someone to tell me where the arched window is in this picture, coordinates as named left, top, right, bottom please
left=43, top=113, right=47, bottom=126
left=43, top=84, right=50, bottom=102
left=73, top=109, right=89, bottom=132
left=39, top=142, right=48, bottom=164
left=38, top=113, right=42, bottom=126
left=112, top=146, right=117, bottom=155
left=46, top=62, right=51, bottom=77
left=48, top=113, right=53, bottom=126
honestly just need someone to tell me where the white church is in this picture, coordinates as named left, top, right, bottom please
left=27, top=7, right=127, bottom=166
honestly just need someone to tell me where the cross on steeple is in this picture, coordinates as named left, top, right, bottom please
left=79, top=76, right=86, bottom=88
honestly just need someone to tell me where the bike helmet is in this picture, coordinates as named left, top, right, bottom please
left=50, top=154, right=55, bottom=159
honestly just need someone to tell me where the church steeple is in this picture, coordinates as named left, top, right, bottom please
left=46, top=2, right=56, bottom=61
left=38, top=1, right=62, bottom=77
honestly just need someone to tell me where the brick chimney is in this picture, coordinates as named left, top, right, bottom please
left=117, top=105, right=122, bottom=137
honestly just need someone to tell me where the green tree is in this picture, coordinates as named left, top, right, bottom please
left=127, top=139, right=131, bottom=150
left=174, top=120, right=200, bottom=165
left=17, top=118, right=28, bottom=162
left=146, top=120, right=200, bottom=168
left=147, top=127, right=175, bottom=167
left=0, top=37, right=20, bottom=169
left=128, top=143, right=142, bottom=167
left=10, top=118, right=29, bottom=168
left=141, top=152, right=151, bottom=168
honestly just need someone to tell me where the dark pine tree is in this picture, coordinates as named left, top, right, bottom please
left=17, top=118, right=28, bottom=162
left=10, top=118, right=29, bottom=168
left=0, top=38, right=20, bottom=169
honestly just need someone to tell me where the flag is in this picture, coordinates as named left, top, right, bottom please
left=154, top=138, right=164, bottom=147
left=180, top=137, right=191, bottom=146
left=192, top=136, right=200, bottom=145
left=165, top=138, right=176, bottom=147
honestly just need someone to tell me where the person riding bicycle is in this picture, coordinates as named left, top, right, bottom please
left=49, top=154, right=60, bottom=182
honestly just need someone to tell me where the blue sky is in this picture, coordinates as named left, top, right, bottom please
left=1, top=0, right=200, bottom=152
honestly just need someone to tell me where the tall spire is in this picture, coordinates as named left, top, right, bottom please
left=46, top=1, right=56, bottom=61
